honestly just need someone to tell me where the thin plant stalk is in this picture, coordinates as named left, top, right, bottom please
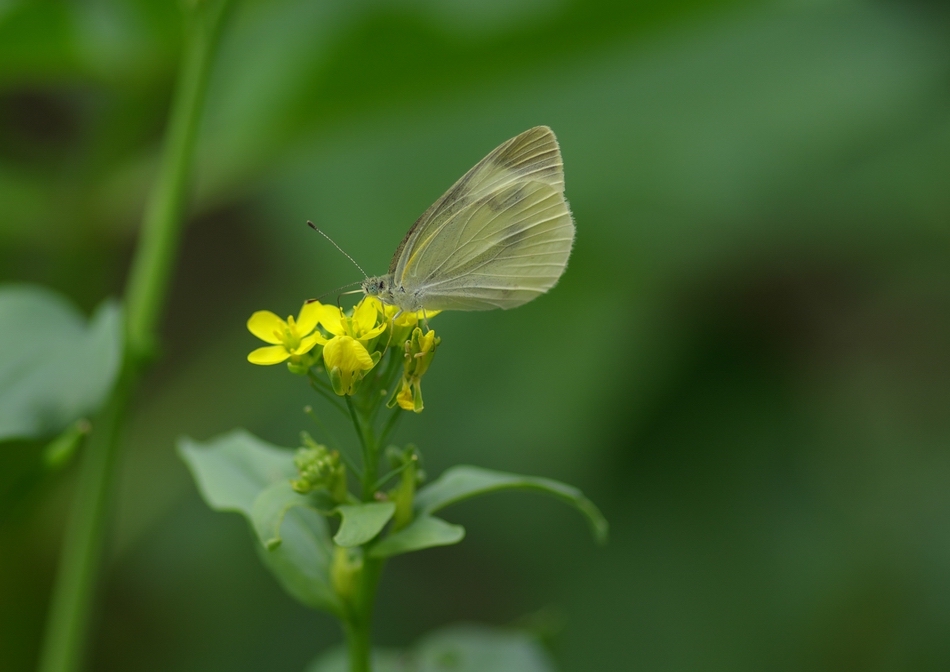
left=37, top=3, right=231, bottom=671
left=340, top=358, right=406, bottom=671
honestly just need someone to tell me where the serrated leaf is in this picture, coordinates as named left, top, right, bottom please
left=369, top=515, right=464, bottom=559
left=333, top=501, right=395, bottom=548
left=0, top=285, right=123, bottom=441
left=415, top=465, right=608, bottom=544
left=306, top=624, right=556, bottom=672
left=178, top=430, right=342, bottom=616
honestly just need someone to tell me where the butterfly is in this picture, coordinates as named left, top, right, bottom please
left=359, top=126, right=575, bottom=314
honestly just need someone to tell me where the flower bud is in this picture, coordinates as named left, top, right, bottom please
left=290, top=433, right=347, bottom=502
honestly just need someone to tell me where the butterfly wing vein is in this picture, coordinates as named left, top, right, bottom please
left=388, top=126, right=575, bottom=312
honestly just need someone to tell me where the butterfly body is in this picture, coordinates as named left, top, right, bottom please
left=362, top=126, right=575, bottom=313
left=361, top=274, right=414, bottom=311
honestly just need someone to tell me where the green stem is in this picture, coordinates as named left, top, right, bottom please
left=345, top=548, right=385, bottom=672
left=37, top=4, right=230, bottom=672
left=367, top=349, right=402, bottom=422
left=377, top=406, right=403, bottom=452
left=372, top=458, right=413, bottom=492
left=124, top=0, right=230, bottom=362
left=346, top=396, right=378, bottom=501
left=36, top=371, right=130, bottom=672
left=309, top=372, right=348, bottom=416
left=339, top=338, right=408, bottom=669
left=344, top=619, right=371, bottom=672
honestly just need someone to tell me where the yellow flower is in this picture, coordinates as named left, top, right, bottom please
left=317, top=297, right=388, bottom=349
left=389, top=327, right=440, bottom=413
left=376, top=302, right=440, bottom=346
left=323, top=334, right=376, bottom=395
left=310, top=297, right=387, bottom=395
left=247, top=302, right=322, bottom=366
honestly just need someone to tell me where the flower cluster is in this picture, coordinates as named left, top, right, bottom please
left=388, top=327, right=440, bottom=413
left=290, top=432, right=347, bottom=503
left=246, top=296, right=440, bottom=411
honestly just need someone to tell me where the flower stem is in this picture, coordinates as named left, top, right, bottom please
left=37, top=4, right=230, bottom=672
left=344, top=536, right=385, bottom=672
left=344, top=618, right=371, bottom=672
left=346, top=396, right=379, bottom=502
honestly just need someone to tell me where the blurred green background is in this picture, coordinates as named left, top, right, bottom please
left=3, top=0, right=950, bottom=669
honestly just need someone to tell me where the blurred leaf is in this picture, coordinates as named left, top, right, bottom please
left=306, top=647, right=406, bottom=672
left=369, top=515, right=464, bottom=559
left=254, top=506, right=341, bottom=617
left=414, top=625, right=556, bottom=672
left=178, top=429, right=297, bottom=515
left=251, top=479, right=336, bottom=550
left=178, top=430, right=342, bottom=616
left=0, top=284, right=122, bottom=442
left=415, top=466, right=608, bottom=544
left=333, top=501, right=395, bottom=548
left=0, top=2, right=80, bottom=83
left=42, top=418, right=90, bottom=469
left=306, top=624, right=556, bottom=672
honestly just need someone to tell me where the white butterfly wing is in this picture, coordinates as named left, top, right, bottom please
left=399, top=180, right=575, bottom=311
left=390, top=126, right=566, bottom=279
left=390, top=126, right=574, bottom=311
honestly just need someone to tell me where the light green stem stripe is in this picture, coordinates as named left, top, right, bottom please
left=36, top=374, right=130, bottom=672
left=124, top=1, right=229, bottom=361
left=37, top=4, right=231, bottom=672
left=345, top=619, right=371, bottom=672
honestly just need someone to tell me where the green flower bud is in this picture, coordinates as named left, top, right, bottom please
left=290, top=434, right=347, bottom=502
left=331, top=546, right=362, bottom=604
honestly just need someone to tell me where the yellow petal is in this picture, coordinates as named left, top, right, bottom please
left=357, top=321, right=387, bottom=344
left=353, top=298, right=380, bottom=334
left=318, top=304, right=346, bottom=335
left=293, top=333, right=321, bottom=355
left=248, top=345, right=291, bottom=365
left=393, top=311, right=418, bottom=329
left=364, top=296, right=384, bottom=311
left=396, top=381, right=414, bottom=411
left=296, top=301, right=322, bottom=335
left=419, top=330, right=436, bottom=353
left=247, top=311, right=286, bottom=344
left=323, top=335, right=375, bottom=372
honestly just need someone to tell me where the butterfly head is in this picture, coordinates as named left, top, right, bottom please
left=361, top=275, right=395, bottom=303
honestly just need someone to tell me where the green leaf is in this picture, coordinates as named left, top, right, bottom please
left=415, top=625, right=557, bottom=672
left=369, top=515, right=464, bottom=559
left=178, top=429, right=297, bottom=516
left=252, top=480, right=336, bottom=550
left=0, top=285, right=123, bottom=442
left=306, top=648, right=405, bottom=672
left=255, top=506, right=340, bottom=616
left=178, top=430, right=342, bottom=616
left=333, top=501, right=395, bottom=548
left=415, top=465, right=608, bottom=544
left=306, top=624, right=556, bottom=672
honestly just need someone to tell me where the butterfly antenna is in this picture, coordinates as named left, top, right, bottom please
left=307, top=221, right=368, bottom=278
left=306, top=283, right=363, bottom=304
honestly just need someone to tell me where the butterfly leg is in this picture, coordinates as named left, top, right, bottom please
left=381, top=309, right=403, bottom=353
